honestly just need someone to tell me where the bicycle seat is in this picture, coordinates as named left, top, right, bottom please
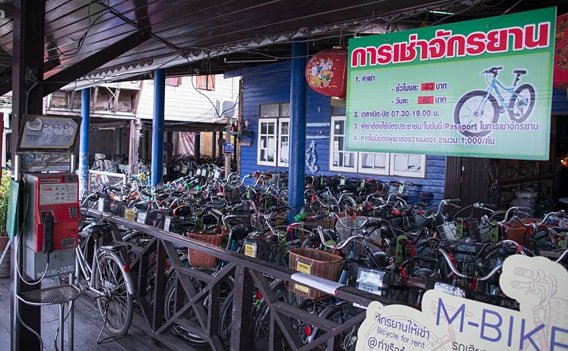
left=231, top=224, right=251, bottom=240
left=86, top=223, right=113, bottom=234
left=513, top=69, right=527, bottom=75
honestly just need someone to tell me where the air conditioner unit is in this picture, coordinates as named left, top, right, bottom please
left=214, top=100, right=236, bottom=119
left=221, top=100, right=236, bottom=118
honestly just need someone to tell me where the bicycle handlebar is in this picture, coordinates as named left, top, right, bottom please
left=317, top=226, right=365, bottom=250
left=438, top=247, right=503, bottom=281
left=482, top=66, right=503, bottom=76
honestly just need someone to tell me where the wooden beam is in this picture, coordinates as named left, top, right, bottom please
left=42, top=31, right=150, bottom=96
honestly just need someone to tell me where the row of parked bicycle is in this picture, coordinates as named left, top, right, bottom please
left=78, top=168, right=567, bottom=350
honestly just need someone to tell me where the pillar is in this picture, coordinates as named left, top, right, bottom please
left=151, top=69, right=165, bottom=187
left=79, top=88, right=90, bottom=197
left=287, top=40, right=308, bottom=222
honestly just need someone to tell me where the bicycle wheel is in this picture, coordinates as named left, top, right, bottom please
left=163, top=274, right=209, bottom=345
left=453, top=90, right=499, bottom=137
left=94, top=251, right=134, bottom=336
left=163, top=269, right=233, bottom=345
left=218, top=292, right=233, bottom=347
left=252, top=281, right=297, bottom=351
left=508, top=83, right=535, bottom=123
left=310, top=303, right=358, bottom=351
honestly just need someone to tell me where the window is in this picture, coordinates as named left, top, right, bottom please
left=330, top=117, right=357, bottom=172
left=329, top=116, right=426, bottom=178
left=391, top=154, right=426, bottom=177
left=278, top=119, right=290, bottom=167
left=359, top=152, right=390, bottom=175
left=195, top=75, right=215, bottom=91
left=257, top=103, right=290, bottom=167
left=166, top=77, right=182, bottom=87
left=258, top=118, right=277, bottom=166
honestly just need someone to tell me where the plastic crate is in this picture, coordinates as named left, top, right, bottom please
left=288, top=248, right=344, bottom=299
left=187, top=233, right=223, bottom=268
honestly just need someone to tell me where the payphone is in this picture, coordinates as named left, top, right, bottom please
left=22, top=173, right=79, bottom=279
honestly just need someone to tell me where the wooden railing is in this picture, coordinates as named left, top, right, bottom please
left=86, top=209, right=400, bottom=351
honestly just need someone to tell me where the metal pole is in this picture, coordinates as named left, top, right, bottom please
left=287, top=40, right=308, bottom=222
left=59, top=304, right=64, bottom=351
left=225, top=124, right=231, bottom=179
left=79, top=88, right=90, bottom=197
left=128, top=119, right=140, bottom=175
left=68, top=273, right=74, bottom=351
left=151, top=69, right=165, bottom=187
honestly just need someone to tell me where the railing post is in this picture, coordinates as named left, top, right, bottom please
left=229, top=265, right=254, bottom=350
left=151, top=240, right=166, bottom=331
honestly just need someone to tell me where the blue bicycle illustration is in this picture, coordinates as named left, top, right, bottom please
left=454, top=66, right=536, bottom=137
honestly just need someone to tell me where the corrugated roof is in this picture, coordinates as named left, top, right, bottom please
left=0, top=0, right=565, bottom=89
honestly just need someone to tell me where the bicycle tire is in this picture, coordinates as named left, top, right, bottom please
left=251, top=281, right=296, bottom=351
left=218, top=292, right=233, bottom=347
left=454, top=90, right=499, bottom=137
left=94, top=251, right=134, bottom=336
left=309, top=302, right=358, bottom=351
left=163, top=273, right=209, bottom=345
left=508, top=83, right=535, bottom=123
left=163, top=268, right=233, bottom=345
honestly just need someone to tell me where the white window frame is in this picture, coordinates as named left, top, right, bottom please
left=277, top=118, right=290, bottom=167
left=329, top=116, right=358, bottom=173
left=329, top=116, right=426, bottom=178
left=390, top=153, right=426, bottom=178
left=358, top=152, right=390, bottom=176
left=257, top=118, right=278, bottom=166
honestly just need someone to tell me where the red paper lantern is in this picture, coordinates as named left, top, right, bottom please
left=305, top=48, right=348, bottom=98
left=554, top=13, right=568, bottom=88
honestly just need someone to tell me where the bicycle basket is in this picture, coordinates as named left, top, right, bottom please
left=503, top=218, right=537, bottom=248
left=288, top=247, right=343, bottom=299
left=187, top=232, right=224, bottom=268
left=335, top=215, right=370, bottom=242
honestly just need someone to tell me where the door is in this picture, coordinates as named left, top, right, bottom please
left=445, top=157, right=489, bottom=206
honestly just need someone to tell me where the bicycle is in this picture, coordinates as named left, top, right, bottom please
left=75, top=220, right=135, bottom=339
left=454, top=66, right=536, bottom=137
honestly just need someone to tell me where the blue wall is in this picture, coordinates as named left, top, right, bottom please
left=227, top=61, right=448, bottom=203
left=226, top=61, right=568, bottom=206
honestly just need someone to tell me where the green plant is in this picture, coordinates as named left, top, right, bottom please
left=0, top=173, right=10, bottom=236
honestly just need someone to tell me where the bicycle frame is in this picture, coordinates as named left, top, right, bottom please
left=484, top=74, right=517, bottom=109
left=75, top=233, right=136, bottom=296
left=75, top=235, right=104, bottom=297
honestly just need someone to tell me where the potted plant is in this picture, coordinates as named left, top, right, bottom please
left=0, top=172, right=10, bottom=277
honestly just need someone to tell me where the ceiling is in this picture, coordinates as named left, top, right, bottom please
left=0, top=0, right=566, bottom=90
